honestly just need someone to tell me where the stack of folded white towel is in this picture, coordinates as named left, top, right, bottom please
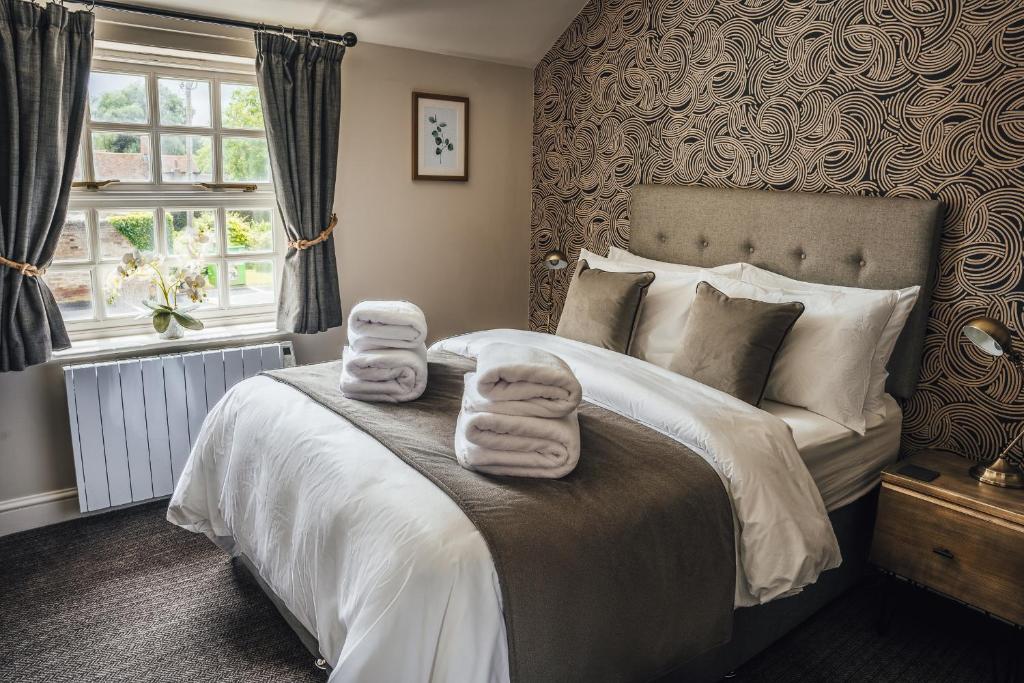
left=341, top=300, right=428, bottom=402
left=455, top=342, right=583, bottom=478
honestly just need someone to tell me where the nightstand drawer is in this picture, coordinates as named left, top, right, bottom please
left=871, top=483, right=1024, bottom=625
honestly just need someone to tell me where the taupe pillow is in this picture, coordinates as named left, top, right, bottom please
left=670, top=281, right=804, bottom=406
left=556, top=260, right=655, bottom=354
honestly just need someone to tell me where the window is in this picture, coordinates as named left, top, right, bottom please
left=48, top=51, right=280, bottom=340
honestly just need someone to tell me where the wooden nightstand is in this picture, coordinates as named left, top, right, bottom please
left=870, top=449, right=1024, bottom=627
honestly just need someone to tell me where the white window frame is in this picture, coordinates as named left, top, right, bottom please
left=54, top=48, right=282, bottom=342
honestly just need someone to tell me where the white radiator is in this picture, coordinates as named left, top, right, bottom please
left=63, top=342, right=295, bottom=513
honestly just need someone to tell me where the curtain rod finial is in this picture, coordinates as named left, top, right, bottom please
left=342, top=32, right=357, bottom=47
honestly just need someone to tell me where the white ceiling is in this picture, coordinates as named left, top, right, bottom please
left=102, top=0, right=588, bottom=68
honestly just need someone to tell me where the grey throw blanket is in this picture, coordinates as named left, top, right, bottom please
left=264, top=351, right=735, bottom=682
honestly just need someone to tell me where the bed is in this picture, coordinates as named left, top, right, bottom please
left=167, top=185, right=942, bottom=682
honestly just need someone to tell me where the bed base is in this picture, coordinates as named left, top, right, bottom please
left=231, top=554, right=327, bottom=663
left=231, top=489, right=878, bottom=682
left=662, top=489, right=879, bottom=681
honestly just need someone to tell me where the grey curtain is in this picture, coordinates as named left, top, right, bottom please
left=0, top=0, right=93, bottom=371
left=255, top=32, right=346, bottom=333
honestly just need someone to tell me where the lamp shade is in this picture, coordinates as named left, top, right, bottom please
left=962, top=317, right=1013, bottom=357
left=543, top=249, right=568, bottom=271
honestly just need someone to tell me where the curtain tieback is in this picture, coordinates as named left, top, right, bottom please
left=288, top=214, right=339, bottom=251
left=0, top=255, right=46, bottom=278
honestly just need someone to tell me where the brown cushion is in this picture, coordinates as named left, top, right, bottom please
left=670, top=281, right=804, bottom=406
left=556, top=260, right=655, bottom=354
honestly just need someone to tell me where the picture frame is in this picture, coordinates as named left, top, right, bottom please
left=412, top=92, right=469, bottom=181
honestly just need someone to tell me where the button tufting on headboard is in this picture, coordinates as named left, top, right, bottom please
left=626, top=184, right=943, bottom=400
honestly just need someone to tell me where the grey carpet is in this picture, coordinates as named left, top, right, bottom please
left=0, top=502, right=1018, bottom=682
left=0, top=501, right=327, bottom=683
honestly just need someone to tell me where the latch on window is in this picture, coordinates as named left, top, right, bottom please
left=72, top=179, right=120, bottom=190
left=194, top=182, right=258, bottom=192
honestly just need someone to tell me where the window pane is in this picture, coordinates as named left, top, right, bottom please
left=165, top=209, right=218, bottom=256
left=222, top=137, right=270, bottom=183
left=98, top=210, right=156, bottom=260
left=225, top=209, right=273, bottom=253
left=160, top=135, right=212, bottom=182
left=91, top=132, right=153, bottom=182
left=45, top=270, right=94, bottom=321
left=170, top=262, right=219, bottom=309
left=54, top=211, right=90, bottom=262
left=101, top=264, right=157, bottom=318
left=228, top=260, right=274, bottom=306
left=89, top=72, right=149, bottom=124
left=197, top=263, right=220, bottom=308
left=220, top=83, right=264, bottom=129
left=73, top=145, right=84, bottom=182
left=158, top=78, right=211, bottom=127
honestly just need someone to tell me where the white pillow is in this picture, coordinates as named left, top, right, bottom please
left=579, top=249, right=738, bottom=367
left=580, top=254, right=897, bottom=431
left=696, top=272, right=897, bottom=434
left=738, top=264, right=919, bottom=419
left=607, top=246, right=744, bottom=279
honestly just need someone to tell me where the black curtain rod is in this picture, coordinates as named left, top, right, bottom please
left=66, top=0, right=358, bottom=47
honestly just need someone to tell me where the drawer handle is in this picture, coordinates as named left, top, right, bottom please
left=932, top=547, right=955, bottom=560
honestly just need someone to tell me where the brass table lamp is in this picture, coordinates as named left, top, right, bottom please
left=543, top=249, right=568, bottom=333
left=961, top=316, right=1024, bottom=488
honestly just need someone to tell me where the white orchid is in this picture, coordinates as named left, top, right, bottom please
left=104, top=232, right=209, bottom=334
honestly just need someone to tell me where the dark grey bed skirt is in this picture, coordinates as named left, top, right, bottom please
left=660, top=488, right=879, bottom=681
left=233, top=488, right=879, bottom=682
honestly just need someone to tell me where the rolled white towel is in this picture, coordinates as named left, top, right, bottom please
left=348, top=300, right=427, bottom=350
left=471, top=343, right=582, bottom=418
left=455, top=402, right=580, bottom=479
left=340, top=345, right=427, bottom=403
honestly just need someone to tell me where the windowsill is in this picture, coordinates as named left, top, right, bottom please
left=52, top=321, right=287, bottom=364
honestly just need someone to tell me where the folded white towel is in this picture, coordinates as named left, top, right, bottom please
left=455, top=399, right=580, bottom=479
left=470, top=343, right=582, bottom=418
left=340, top=345, right=427, bottom=403
left=348, top=300, right=427, bottom=350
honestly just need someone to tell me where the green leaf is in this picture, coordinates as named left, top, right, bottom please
left=434, top=137, right=442, bottom=145
left=173, top=311, right=205, bottom=331
left=144, top=301, right=174, bottom=315
left=439, top=122, right=447, bottom=127
left=447, top=143, right=454, bottom=151
left=435, top=147, right=442, bottom=155
left=444, top=138, right=450, bottom=144
left=428, top=115, right=436, bottom=123
left=152, top=311, right=171, bottom=333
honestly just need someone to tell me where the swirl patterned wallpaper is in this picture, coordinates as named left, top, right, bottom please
left=531, top=0, right=1024, bottom=460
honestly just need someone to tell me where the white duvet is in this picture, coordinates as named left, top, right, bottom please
left=167, top=329, right=841, bottom=682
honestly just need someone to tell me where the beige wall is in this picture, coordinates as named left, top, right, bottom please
left=0, top=39, right=532, bottom=524
left=336, top=42, right=531, bottom=342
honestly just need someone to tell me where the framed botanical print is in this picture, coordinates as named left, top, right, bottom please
left=412, top=92, right=469, bottom=181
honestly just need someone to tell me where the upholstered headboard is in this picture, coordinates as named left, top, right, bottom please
left=628, top=185, right=943, bottom=400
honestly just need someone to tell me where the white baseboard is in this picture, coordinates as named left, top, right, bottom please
left=0, top=487, right=81, bottom=537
